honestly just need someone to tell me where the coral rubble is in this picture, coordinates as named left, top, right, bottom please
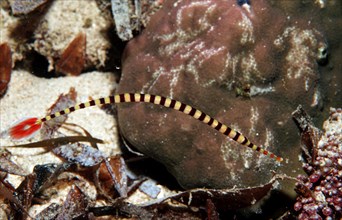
left=293, top=108, right=342, bottom=219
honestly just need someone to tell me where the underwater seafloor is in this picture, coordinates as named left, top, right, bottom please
left=0, top=0, right=341, bottom=219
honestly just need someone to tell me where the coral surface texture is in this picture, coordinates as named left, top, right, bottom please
left=118, top=0, right=329, bottom=189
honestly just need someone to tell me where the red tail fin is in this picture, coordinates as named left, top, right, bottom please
left=8, top=117, right=42, bottom=141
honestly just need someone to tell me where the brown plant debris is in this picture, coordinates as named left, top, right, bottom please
left=96, top=156, right=128, bottom=198
left=55, top=33, right=86, bottom=76
left=0, top=43, right=12, bottom=96
left=55, top=185, right=89, bottom=219
left=0, top=154, right=28, bottom=176
left=10, top=0, right=50, bottom=15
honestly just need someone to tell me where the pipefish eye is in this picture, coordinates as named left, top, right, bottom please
left=237, top=0, right=251, bottom=6
left=316, top=42, right=328, bottom=65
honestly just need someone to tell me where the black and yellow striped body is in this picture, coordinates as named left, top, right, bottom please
left=37, top=93, right=283, bottom=162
